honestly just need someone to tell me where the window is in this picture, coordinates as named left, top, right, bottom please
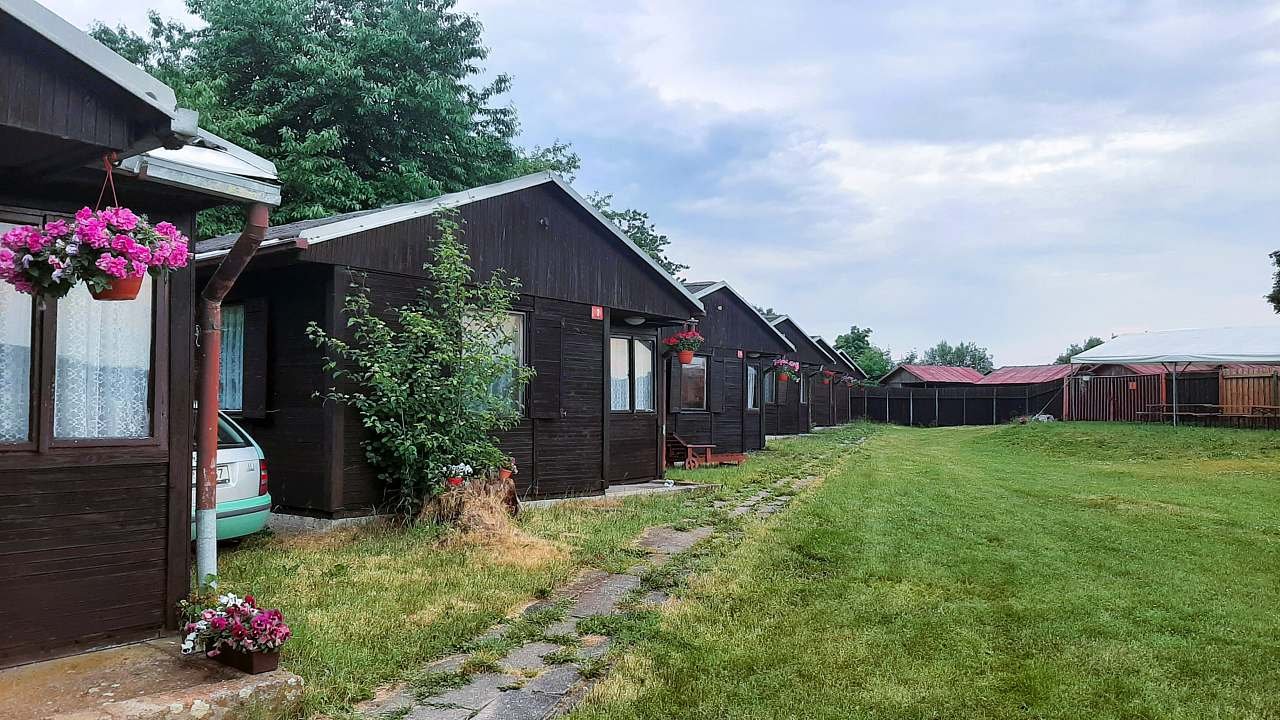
left=610, top=336, right=655, bottom=412
left=680, top=356, right=707, bottom=410
left=54, top=281, right=154, bottom=439
left=219, top=304, right=245, bottom=412
left=633, top=339, right=654, bottom=411
left=746, top=365, right=759, bottom=409
left=610, top=337, right=631, bottom=411
left=764, top=369, right=777, bottom=404
left=0, top=282, right=32, bottom=443
left=489, top=312, right=527, bottom=409
left=799, top=370, right=808, bottom=405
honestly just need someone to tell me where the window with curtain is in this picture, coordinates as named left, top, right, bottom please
left=610, top=337, right=631, bottom=411
left=54, top=281, right=153, bottom=439
left=633, top=339, right=654, bottom=411
left=0, top=283, right=32, bottom=443
left=488, top=312, right=526, bottom=409
left=219, top=304, right=245, bottom=412
left=680, top=356, right=707, bottom=410
left=764, top=370, right=777, bottom=404
left=799, top=370, right=808, bottom=404
left=747, top=365, right=759, bottom=409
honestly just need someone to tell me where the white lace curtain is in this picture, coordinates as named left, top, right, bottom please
left=0, top=286, right=32, bottom=442
left=610, top=338, right=631, bottom=411
left=54, top=282, right=153, bottom=438
left=219, top=304, right=245, bottom=411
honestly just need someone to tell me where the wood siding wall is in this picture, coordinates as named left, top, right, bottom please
left=1221, top=370, right=1280, bottom=414
left=0, top=205, right=195, bottom=668
left=1064, top=375, right=1162, bottom=422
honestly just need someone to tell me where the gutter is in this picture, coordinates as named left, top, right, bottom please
left=117, top=153, right=282, bottom=206
left=194, top=203, right=270, bottom=586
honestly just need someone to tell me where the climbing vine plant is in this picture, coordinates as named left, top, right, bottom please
left=307, top=213, right=533, bottom=518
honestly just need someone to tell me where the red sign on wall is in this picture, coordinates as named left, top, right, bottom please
left=737, top=350, right=745, bottom=359
left=590, top=305, right=604, bottom=320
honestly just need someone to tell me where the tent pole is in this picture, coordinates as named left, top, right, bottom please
left=1171, top=362, right=1179, bottom=427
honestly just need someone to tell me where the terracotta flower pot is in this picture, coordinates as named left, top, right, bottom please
left=498, top=468, right=513, bottom=481
left=212, top=647, right=279, bottom=675
left=89, top=275, right=144, bottom=301
left=778, top=373, right=791, bottom=383
left=678, top=350, right=695, bottom=364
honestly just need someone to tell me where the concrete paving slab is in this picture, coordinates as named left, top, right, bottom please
left=500, top=642, right=561, bottom=672
left=567, top=575, right=640, bottom=618
left=425, top=673, right=515, bottom=710
left=470, top=689, right=562, bottom=720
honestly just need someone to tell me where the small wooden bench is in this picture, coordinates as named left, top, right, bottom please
left=666, top=434, right=715, bottom=470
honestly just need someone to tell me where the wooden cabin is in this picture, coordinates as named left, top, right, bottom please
left=664, top=281, right=794, bottom=456
left=810, top=336, right=860, bottom=425
left=880, top=364, right=985, bottom=387
left=194, top=173, right=703, bottom=515
left=0, top=0, right=278, bottom=667
left=762, top=315, right=834, bottom=436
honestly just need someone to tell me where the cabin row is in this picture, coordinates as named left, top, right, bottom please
left=0, top=0, right=866, bottom=668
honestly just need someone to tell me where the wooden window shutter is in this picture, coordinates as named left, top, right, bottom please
left=240, top=297, right=269, bottom=419
left=668, top=355, right=683, bottom=411
left=708, top=358, right=725, bottom=413
left=530, top=315, right=563, bottom=419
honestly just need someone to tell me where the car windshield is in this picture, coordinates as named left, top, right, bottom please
left=218, top=416, right=250, bottom=449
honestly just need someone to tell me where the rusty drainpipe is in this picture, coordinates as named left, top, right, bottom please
left=195, top=203, right=270, bottom=587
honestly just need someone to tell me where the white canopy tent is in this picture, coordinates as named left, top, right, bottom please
left=1072, top=326, right=1280, bottom=425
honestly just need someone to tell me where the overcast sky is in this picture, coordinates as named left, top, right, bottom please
left=49, top=0, right=1280, bottom=365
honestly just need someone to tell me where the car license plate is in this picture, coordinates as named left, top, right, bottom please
left=216, top=465, right=232, bottom=485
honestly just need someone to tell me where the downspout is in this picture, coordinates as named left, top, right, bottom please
left=195, top=203, right=270, bottom=586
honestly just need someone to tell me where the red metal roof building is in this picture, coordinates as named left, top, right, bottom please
left=880, top=364, right=985, bottom=386
left=976, top=364, right=1077, bottom=385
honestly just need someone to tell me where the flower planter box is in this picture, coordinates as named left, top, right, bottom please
left=89, top=275, right=144, bottom=301
left=678, top=350, right=695, bottom=364
left=212, top=647, right=280, bottom=675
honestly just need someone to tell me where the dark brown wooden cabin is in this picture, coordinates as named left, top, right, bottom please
left=663, top=281, right=794, bottom=455
left=811, top=336, right=858, bottom=426
left=194, top=173, right=704, bottom=516
left=0, top=0, right=278, bottom=668
left=762, top=316, right=834, bottom=436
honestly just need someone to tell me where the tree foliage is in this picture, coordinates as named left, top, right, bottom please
left=587, top=192, right=686, bottom=278
left=306, top=214, right=532, bottom=518
left=835, top=325, right=874, bottom=357
left=835, top=325, right=892, bottom=380
left=91, top=0, right=579, bottom=237
left=1055, top=336, right=1104, bottom=364
left=921, top=341, right=994, bottom=373
left=1267, top=251, right=1280, bottom=314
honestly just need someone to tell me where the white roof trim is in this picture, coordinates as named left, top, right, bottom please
left=196, top=171, right=702, bottom=313
left=117, top=153, right=281, bottom=206
left=1071, top=325, right=1280, bottom=365
left=1, top=0, right=196, bottom=137
left=809, top=335, right=843, bottom=366
left=768, top=315, right=789, bottom=327
left=835, top=348, right=868, bottom=378
left=687, top=280, right=795, bottom=352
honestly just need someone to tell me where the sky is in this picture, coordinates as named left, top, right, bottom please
left=47, top=0, right=1280, bottom=365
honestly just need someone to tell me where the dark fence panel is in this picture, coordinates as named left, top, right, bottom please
left=850, top=382, right=1065, bottom=428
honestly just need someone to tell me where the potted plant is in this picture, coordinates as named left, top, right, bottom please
left=498, top=457, right=517, bottom=482
left=0, top=206, right=191, bottom=301
left=663, top=328, right=705, bottom=365
left=179, top=591, right=291, bottom=674
left=445, top=462, right=474, bottom=488
left=773, top=358, right=800, bottom=382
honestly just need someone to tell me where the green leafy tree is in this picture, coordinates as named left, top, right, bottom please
left=306, top=214, right=533, bottom=518
left=854, top=345, right=893, bottom=381
left=1055, top=336, right=1104, bottom=364
left=587, top=192, right=686, bottom=278
left=753, top=305, right=778, bottom=320
left=834, top=325, right=874, bottom=357
left=897, top=349, right=920, bottom=365
left=1267, top=251, right=1280, bottom=313
left=921, top=341, right=994, bottom=373
left=92, top=0, right=579, bottom=237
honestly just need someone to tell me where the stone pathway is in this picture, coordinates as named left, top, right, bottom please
left=361, top=476, right=820, bottom=720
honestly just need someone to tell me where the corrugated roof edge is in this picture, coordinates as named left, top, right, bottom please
left=685, top=280, right=795, bottom=352
left=1, top=0, right=193, bottom=135
left=195, top=171, right=702, bottom=315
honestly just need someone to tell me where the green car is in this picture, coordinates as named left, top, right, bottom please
left=191, top=413, right=273, bottom=540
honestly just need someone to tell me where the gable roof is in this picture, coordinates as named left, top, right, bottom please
left=809, top=336, right=845, bottom=367
left=1, top=0, right=197, bottom=140
left=835, top=349, right=868, bottom=378
left=976, top=364, right=1075, bottom=385
left=768, top=316, right=832, bottom=366
left=883, top=364, right=985, bottom=384
left=195, top=172, right=701, bottom=313
left=685, top=281, right=794, bottom=352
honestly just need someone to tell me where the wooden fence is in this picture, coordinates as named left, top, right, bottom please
left=850, top=382, right=1064, bottom=427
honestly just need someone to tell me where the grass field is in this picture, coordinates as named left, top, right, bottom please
left=570, top=423, right=1280, bottom=720
left=215, top=428, right=857, bottom=718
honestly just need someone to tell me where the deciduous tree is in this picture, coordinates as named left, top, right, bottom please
left=921, top=341, right=994, bottom=373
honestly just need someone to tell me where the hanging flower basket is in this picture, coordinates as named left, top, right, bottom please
left=773, top=358, right=800, bottom=383
left=822, top=370, right=836, bottom=385
left=664, top=328, right=705, bottom=365
left=0, top=207, right=191, bottom=301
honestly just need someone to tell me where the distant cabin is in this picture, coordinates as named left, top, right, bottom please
left=194, top=173, right=704, bottom=516
left=763, top=315, right=837, bottom=436
left=664, top=281, right=794, bottom=455
left=880, top=364, right=985, bottom=387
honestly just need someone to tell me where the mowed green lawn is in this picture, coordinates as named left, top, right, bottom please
left=571, top=423, right=1280, bottom=720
